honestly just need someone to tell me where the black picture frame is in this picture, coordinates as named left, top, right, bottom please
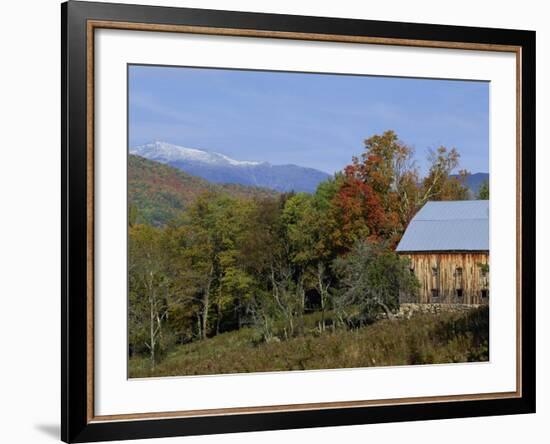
left=61, top=1, right=536, bottom=442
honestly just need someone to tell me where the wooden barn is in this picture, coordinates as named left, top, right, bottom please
left=396, top=200, right=489, bottom=305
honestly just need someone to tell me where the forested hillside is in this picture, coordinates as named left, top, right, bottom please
left=128, top=130, right=489, bottom=375
left=129, top=154, right=278, bottom=225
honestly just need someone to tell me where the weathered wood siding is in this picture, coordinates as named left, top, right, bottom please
left=400, top=252, right=489, bottom=305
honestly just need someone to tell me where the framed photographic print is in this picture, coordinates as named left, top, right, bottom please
left=61, top=1, right=536, bottom=442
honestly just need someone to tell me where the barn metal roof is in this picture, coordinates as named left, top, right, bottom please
left=395, top=200, right=489, bottom=252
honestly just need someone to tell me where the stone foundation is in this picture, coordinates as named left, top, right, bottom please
left=395, top=303, right=481, bottom=320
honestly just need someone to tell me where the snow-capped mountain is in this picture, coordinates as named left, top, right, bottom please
left=131, top=141, right=262, bottom=167
left=130, top=141, right=330, bottom=193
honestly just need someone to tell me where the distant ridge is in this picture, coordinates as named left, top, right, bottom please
left=450, top=172, right=489, bottom=195
left=130, top=141, right=331, bottom=193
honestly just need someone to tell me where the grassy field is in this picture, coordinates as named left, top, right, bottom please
left=128, top=306, right=489, bottom=378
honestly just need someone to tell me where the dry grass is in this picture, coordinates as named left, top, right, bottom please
left=128, top=306, right=488, bottom=378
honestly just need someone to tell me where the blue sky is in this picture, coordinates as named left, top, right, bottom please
left=129, top=65, right=489, bottom=175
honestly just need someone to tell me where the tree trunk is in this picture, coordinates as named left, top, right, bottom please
left=236, top=299, right=242, bottom=329
left=317, top=263, right=326, bottom=331
left=319, top=295, right=326, bottom=332
left=378, top=301, right=395, bottom=321
left=201, top=266, right=214, bottom=340
left=145, top=271, right=157, bottom=369
left=196, top=313, right=202, bottom=340
left=201, top=296, right=209, bottom=340
left=215, top=304, right=221, bottom=335
left=149, top=296, right=156, bottom=368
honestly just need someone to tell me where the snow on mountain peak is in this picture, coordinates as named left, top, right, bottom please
left=130, top=141, right=262, bottom=167
left=213, top=152, right=262, bottom=167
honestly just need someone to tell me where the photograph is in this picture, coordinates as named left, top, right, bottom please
left=127, top=65, right=490, bottom=378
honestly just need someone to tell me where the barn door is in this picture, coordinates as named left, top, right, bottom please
left=455, top=267, right=464, bottom=302
left=430, top=263, right=440, bottom=302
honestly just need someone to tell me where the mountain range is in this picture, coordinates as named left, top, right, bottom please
left=130, top=141, right=331, bottom=193
left=130, top=141, right=489, bottom=206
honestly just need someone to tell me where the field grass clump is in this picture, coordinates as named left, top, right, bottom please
left=128, top=306, right=488, bottom=378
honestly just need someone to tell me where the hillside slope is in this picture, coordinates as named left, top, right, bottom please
left=129, top=154, right=278, bottom=226
left=129, top=307, right=489, bottom=378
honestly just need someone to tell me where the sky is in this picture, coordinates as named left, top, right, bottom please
left=128, top=65, right=489, bottom=176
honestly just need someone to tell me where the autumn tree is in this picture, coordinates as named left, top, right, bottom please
left=328, top=165, right=386, bottom=251
left=344, top=131, right=471, bottom=245
left=420, top=146, right=470, bottom=203
left=350, top=130, right=420, bottom=239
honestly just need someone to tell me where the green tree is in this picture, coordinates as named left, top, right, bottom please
left=128, top=204, right=139, bottom=227
left=282, top=190, right=339, bottom=330
left=235, top=195, right=307, bottom=340
left=179, top=192, right=252, bottom=339
left=477, top=180, right=489, bottom=199
left=212, top=198, right=257, bottom=334
left=332, top=241, right=419, bottom=325
left=128, top=224, right=172, bottom=367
